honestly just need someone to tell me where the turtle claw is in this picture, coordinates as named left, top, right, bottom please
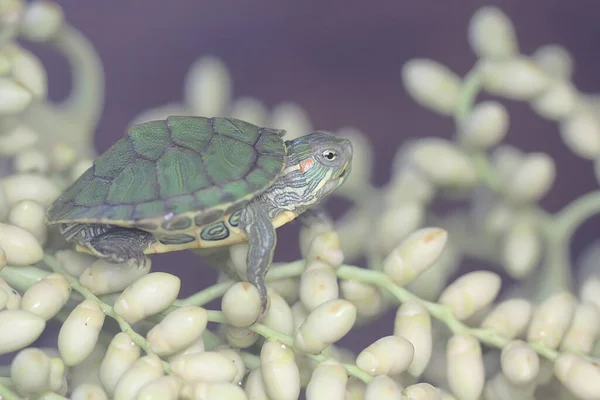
left=256, top=291, right=270, bottom=323
left=254, top=279, right=271, bottom=323
left=93, top=242, right=145, bottom=269
left=125, top=255, right=148, bottom=270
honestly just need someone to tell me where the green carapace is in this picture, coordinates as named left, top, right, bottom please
left=46, top=116, right=353, bottom=317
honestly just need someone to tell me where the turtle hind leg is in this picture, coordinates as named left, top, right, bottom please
left=85, top=227, right=154, bottom=269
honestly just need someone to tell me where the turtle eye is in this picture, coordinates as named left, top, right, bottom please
left=322, top=150, right=337, bottom=161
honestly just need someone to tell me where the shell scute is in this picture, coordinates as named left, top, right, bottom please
left=211, top=117, right=261, bottom=146
left=129, top=120, right=172, bottom=161
left=94, top=137, right=137, bottom=179
left=64, top=205, right=95, bottom=220
left=193, top=186, right=225, bottom=209
left=47, top=201, right=72, bottom=221
left=222, top=179, right=252, bottom=200
left=158, top=234, right=196, bottom=245
left=136, top=222, right=159, bottom=230
left=167, top=116, right=213, bottom=152
left=73, top=178, right=110, bottom=207
left=257, top=155, right=284, bottom=175
left=161, top=217, right=192, bottom=231
left=194, top=209, right=224, bottom=226
left=106, top=159, right=157, bottom=204
left=164, top=194, right=197, bottom=216
left=202, top=135, right=256, bottom=183
left=101, top=205, right=136, bottom=221
left=228, top=209, right=242, bottom=227
left=132, top=200, right=166, bottom=220
left=245, top=169, right=272, bottom=190
left=200, top=221, right=230, bottom=241
left=157, top=147, right=210, bottom=197
left=256, top=133, right=286, bottom=155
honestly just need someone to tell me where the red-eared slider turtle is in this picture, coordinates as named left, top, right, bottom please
left=46, top=116, right=353, bottom=317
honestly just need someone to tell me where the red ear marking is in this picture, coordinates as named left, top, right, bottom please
left=299, top=157, right=314, bottom=173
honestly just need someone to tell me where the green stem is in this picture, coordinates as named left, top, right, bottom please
left=539, top=223, right=572, bottom=299
left=454, top=66, right=483, bottom=125
left=197, top=328, right=259, bottom=369
left=16, top=246, right=596, bottom=382
left=336, top=266, right=467, bottom=333
left=0, top=384, right=21, bottom=400
left=194, top=262, right=579, bottom=377
left=172, top=260, right=305, bottom=310
left=470, top=152, right=502, bottom=193
left=553, top=190, right=600, bottom=237
left=240, top=352, right=261, bottom=370
left=427, top=211, right=500, bottom=265
left=450, top=63, right=597, bottom=298
left=0, top=381, right=69, bottom=400
left=0, top=265, right=113, bottom=307
left=334, top=265, right=568, bottom=363
left=0, top=266, right=50, bottom=292
left=173, top=281, right=234, bottom=308
left=154, top=261, right=307, bottom=319
left=538, top=189, right=600, bottom=298
left=528, top=342, right=559, bottom=362
left=267, top=260, right=306, bottom=279
left=452, top=66, right=503, bottom=192
left=205, top=310, right=374, bottom=384
left=200, top=329, right=223, bottom=350
left=42, top=254, right=172, bottom=375
left=7, top=251, right=586, bottom=368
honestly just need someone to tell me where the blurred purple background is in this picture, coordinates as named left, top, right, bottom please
left=37, top=1, right=600, bottom=349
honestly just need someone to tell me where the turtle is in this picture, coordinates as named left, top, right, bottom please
left=46, top=116, right=353, bottom=318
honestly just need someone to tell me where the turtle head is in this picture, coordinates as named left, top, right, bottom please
left=284, top=131, right=353, bottom=206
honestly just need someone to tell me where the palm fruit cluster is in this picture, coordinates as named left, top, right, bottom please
left=1, top=3, right=600, bottom=400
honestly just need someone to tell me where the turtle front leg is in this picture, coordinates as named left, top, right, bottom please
left=84, top=227, right=154, bottom=269
left=240, top=201, right=277, bottom=321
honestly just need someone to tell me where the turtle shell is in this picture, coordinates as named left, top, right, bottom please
left=46, top=116, right=287, bottom=228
